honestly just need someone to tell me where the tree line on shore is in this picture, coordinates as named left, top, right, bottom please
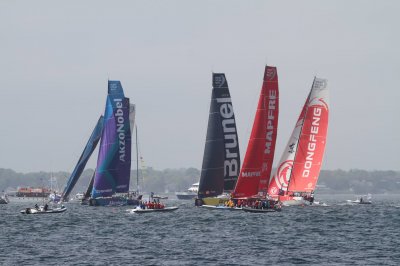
left=1, top=167, right=399, bottom=195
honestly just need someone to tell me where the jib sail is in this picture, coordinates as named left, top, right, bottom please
left=61, top=116, right=104, bottom=202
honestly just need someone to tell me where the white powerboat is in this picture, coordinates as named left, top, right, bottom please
left=346, top=194, right=372, bottom=205
left=20, top=205, right=67, bottom=214
left=175, top=182, right=198, bottom=200
left=128, top=206, right=178, bottom=214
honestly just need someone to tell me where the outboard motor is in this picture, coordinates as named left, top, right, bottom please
left=194, top=198, right=203, bottom=207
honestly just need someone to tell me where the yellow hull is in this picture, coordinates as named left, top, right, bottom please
left=202, top=197, right=228, bottom=206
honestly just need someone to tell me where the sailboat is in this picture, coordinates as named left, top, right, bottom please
left=89, top=80, right=140, bottom=206
left=48, top=174, right=62, bottom=203
left=233, top=66, right=279, bottom=200
left=60, top=115, right=104, bottom=203
left=268, top=77, right=329, bottom=206
left=195, top=73, right=240, bottom=206
left=0, top=192, right=9, bottom=204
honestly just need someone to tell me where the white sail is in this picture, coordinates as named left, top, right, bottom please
left=129, top=104, right=136, bottom=135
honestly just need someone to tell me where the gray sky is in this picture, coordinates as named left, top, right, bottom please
left=1, top=1, right=399, bottom=173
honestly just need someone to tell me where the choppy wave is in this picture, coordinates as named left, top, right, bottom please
left=1, top=196, right=400, bottom=265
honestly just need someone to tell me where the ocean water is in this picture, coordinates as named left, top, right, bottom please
left=1, top=195, right=400, bottom=266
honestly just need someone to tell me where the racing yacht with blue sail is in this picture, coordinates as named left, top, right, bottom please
left=89, top=80, right=140, bottom=206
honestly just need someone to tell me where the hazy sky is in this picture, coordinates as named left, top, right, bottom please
left=1, top=1, right=399, bottom=173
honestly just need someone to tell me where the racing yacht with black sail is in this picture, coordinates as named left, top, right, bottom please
left=196, top=73, right=240, bottom=206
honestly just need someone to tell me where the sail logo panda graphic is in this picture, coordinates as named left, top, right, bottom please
left=265, top=67, right=276, bottom=80
left=109, top=83, right=118, bottom=93
left=314, top=79, right=327, bottom=90
left=214, top=75, right=226, bottom=88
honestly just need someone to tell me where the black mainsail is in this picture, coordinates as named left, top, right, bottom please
left=198, top=73, right=240, bottom=198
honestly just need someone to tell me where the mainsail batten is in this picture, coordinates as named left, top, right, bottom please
left=198, top=73, right=240, bottom=198
left=233, top=66, right=279, bottom=198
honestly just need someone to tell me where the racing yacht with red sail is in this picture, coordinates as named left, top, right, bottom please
left=268, top=77, right=329, bottom=205
left=233, top=66, right=279, bottom=199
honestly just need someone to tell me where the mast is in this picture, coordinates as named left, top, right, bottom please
left=136, top=125, right=139, bottom=193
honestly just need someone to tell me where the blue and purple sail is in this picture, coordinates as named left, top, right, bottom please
left=60, top=116, right=104, bottom=202
left=91, top=81, right=132, bottom=199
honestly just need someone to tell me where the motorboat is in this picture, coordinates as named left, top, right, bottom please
left=127, top=206, right=178, bottom=214
left=347, top=195, right=372, bottom=205
left=20, top=205, right=67, bottom=214
left=175, top=182, right=198, bottom=200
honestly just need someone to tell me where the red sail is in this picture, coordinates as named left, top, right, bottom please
left=287, top=78, right=329, bottom=193
left=233, top=66, right=279, bottom=198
